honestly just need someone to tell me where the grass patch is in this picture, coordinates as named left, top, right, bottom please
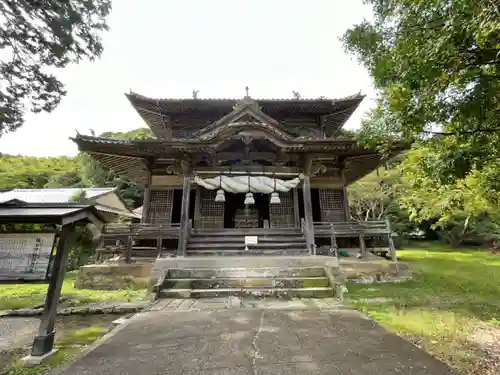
left=0, top=271, right=147, bottom=311
left=5, top=327, right=109, bottom=375
left=2, top=316, right=117, bottom=375
left=347, top=241, right=500, bottom=375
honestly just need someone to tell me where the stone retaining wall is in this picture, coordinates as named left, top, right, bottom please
left=75, top=263, right=153, bottom=290
left=340, top=260, right=411, bottom=283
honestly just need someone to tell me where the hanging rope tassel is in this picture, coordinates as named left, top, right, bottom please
left=270, top=191, right=281, bottom=204
left=244, top=192, right=255, bottom=205
left=215, top=189, right=225, bottom=202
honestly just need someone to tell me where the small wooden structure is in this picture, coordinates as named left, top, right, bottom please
left=0, top=201, right=106, bottom=360
left=0, top=188, right=137, bottom=280
left=72, top=91, right=404, bottom=261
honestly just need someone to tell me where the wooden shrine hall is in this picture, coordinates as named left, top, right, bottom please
left=72, top=90, right=403, bottom=259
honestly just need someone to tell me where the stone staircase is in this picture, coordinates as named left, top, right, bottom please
left=156, top=266, right=343, bottom=299
left=187, top=228, right=308, bottom=256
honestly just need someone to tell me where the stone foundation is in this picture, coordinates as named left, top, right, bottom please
left=75, top=263, right=153, bottom=290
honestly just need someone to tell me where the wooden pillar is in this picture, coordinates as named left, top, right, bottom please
left=177, top=161, right=192, bottom=257
left=31, top=223, right=76, bottom=357
left=359, top=234, right=367, bottom=259
left=292, top=188, right=300, bottom=228
left=194, top=187, right=201, bottom=229
left=302, top=156, right=315, bottom=254
left=156, top=236, right=162, bottom=257
left=386, top=218, right=398, bottom=262
left=141, top=168, right=152, bottom=224
left=125, top=236, right=133, bottom=263
left=341, top=168, right=350, bottom=221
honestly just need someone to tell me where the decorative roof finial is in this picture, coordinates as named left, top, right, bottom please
left=244, top=86, right=250, bottom=98
left=292, top=91, right=301, bottom=99
left=192, top=90, right=199, bottom=99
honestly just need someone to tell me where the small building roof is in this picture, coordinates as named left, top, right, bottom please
left=0, top=188, right=138, bottom=220
left=0, top=202, right=106, bottom=226
left=0, top=188, right=115, bottom=204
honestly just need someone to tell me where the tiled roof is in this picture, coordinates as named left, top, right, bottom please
left=128, top=91, right=364, bottom=103
left=0, top=188, right=115, bottom=204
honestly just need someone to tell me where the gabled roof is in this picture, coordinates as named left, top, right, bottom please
left=0, top=188, right=115, bottom=204
left=194, top=98, right=296, bottom=142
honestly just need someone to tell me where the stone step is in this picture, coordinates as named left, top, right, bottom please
left=187, top=242, right=307, bottom=249
left=162, top=277, right=330, bottom=289
left=167, top=267, right=327, bottom=279
left=185, top=249, right=308, bottom=256
left=159, top=287, right=334, bottom=299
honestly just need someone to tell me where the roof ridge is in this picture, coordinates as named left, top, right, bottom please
left=126, top=91, right=365, bottom=102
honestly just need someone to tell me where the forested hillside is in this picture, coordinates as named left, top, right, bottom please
left=0, top=127, right=154, bottom=208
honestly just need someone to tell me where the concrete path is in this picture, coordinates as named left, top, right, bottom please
left=58, top=301, right=457, bottom=375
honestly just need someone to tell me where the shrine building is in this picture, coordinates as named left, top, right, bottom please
left=72, top=90, right=402, bottom=260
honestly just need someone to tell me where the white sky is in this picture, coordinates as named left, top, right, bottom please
left=0, top=0, right=374, bottom=157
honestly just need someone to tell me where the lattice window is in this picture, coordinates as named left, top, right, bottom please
left=319, top=188, right=345, bottom=222
left=147, top=189, right=174, bottom=224
left=198, top=190, right=224, bottom=228
left=270, top=191, right=295, bottom=228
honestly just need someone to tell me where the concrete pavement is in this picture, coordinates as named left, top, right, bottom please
left=56, top=302, right=457, bottom=375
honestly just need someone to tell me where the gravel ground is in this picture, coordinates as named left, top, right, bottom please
left=0, top=317, right=39, bottom=369
left=0, top=317, right=39, bottom=352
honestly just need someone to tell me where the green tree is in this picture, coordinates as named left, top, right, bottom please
left=343, top=0, right=500, bottom=177
left=101, top=127, right=154, bottom=140
left=0, top=0, right=112, bottom=136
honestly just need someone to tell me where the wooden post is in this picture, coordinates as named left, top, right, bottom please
left=141, top=168, right=152, bottom=224
left=156, top=236, right=162, bottom=257
left=194, top=187, right=201, bottom=229
left=177, top=161, right=192, bottom=257
left=31, top=223, right=75, bottom=357
left=302, top=156, right=315, bottom=255
left=359, top=234, right=367, bottom=259
left=386, top=218, right=398, bottom=263
left=292, top=188, right=300, bottom=228
left=125, top=236, right=133, bottom=263
left=95, top=235, right=104, bottom=264
left=330, top=223, right=339, bottom=258
left=341, top=168, right=350, bottom=221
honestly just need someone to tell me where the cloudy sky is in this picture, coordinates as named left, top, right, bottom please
left=0, top=0, right=374, bottom=157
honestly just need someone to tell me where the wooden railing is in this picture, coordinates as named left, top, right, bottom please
left=96, top=222, right=182, bottom=263
left=102, top=222, right=181, bottom=238
left=313, top=220, right=397, bottom=262
left=314, top=221, right=391, bottom=236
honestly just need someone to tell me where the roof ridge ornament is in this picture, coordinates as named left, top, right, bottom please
left=234, top=86, right=259, bottom=109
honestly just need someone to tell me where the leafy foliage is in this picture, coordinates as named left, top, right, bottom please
left=0, top=155, right=83, bottom=188
left=0, top=0, right=112, bottom=136
left=343, top=0, right=500, bottom=176
left=343, top=0, right=500, bottom=245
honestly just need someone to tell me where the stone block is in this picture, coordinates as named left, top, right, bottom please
left=340, top=260, right=410, bottom=282
left=75, top=264, right=153, bottom=290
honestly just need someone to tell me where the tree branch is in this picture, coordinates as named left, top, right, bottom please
left=421, top=127, right=500, bottom=136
